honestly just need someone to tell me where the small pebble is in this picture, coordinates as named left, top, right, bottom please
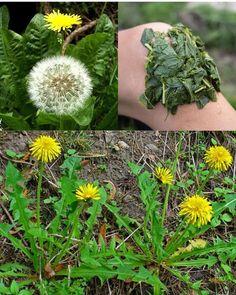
left=113, top=145, right=120, bottom=151
left=118, top=141, right=130, bottom=149
left=105, top=132, right=115, bottom=144
left=146, top=143, right=158, bottom=152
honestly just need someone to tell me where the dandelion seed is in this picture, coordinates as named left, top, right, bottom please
left=155, top=167, right=173, bottom=185
left=44, top=10, right=82, bottom=32
left=30, top=135, right=61, bottom=163
left=179, top=194, right=213, bottom=227
left=204, top=146, right=232, bottom=171
left=28, top=56, right=92, bottom=115
left=76, top=184, right=100, bottom=201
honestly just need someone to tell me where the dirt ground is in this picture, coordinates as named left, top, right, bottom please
left=0, top=131, right=235, bottom=294
left=0, top=131, right=176, bottom=219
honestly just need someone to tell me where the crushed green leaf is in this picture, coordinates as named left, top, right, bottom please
left=140, top=23, right=221, bottom=114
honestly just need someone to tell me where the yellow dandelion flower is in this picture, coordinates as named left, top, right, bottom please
left=30, top=135, right=61, bottom=163
left=204, top=146, right=232, bottom=171
left=155, top=167, right=173, bottom=185
left=179, top=195, right=213, bottom=227
left=76, top=184, right=100, bottom=201
left=44, top=10, right=82, bottom=32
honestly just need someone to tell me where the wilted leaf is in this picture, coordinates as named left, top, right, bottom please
left=44, top=263, right=55, bottom=279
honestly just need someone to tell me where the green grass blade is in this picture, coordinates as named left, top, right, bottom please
left=168, top=256, right=217, bottom=268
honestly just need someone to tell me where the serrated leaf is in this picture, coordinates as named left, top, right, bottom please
left=59, top=176, right=77, bottom=205
left=83, top=200, right=102, bottom=243
left=221, top=263, right=231, bottom=273
left=80, top=255, right=102, bottom=268
left=4, top=162, right=38, bottom=268
left=128, top=162, right=144, bottom=176
left=95, top=14, right=115, bottom=37
left=71, top=96, right=96, bottom=127
left=35, top=111, right=60, bottom=128
left=169, top=256, right=217, bottom=267
left=60, top=156, right=81, bottom=179
left=5, top=162, right=31, bottom=229
left=137, top=171, right=159, bottom=207
left=27, top=227, right=48, bottom=239
left=10, top=281, right=19, bottom=294
left=57, top=265, right=115, bottom=281
left=0, top=262, right=29, bottom=272
left=0, top=28, right=26, bottom=109
left=151, top=212, right=165, bottom=261
left=223, top=194, right=236, bottom=214
left=0, top=113, right=30, bottom=130
left=22, top=13, right=61, bottom=73
left=67, top=31, right=114, bottom=85
left=167, top=267, right=206, bottom=293
left=0, top=282, right=9, bottom=293
left=5, top=149, right=17, bottom=158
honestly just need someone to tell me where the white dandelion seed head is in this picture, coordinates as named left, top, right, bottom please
left=28, top=56, right=93, bottom=115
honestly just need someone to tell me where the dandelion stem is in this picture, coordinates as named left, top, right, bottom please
left=36, top=161, right=45, bottom=272
left=196, top=169, right=214, bottom=194
left=165, top=221, right=185, bottom=253
left=36, top=161, right=44, bottom=228
left=161, top=132, right=183, bottom=226
left=54, top=202, right=85, bottom=265
left=161, top=185, right=171, bottom=227
left=153, top=283, right=161, bottom=295
left=166, top=223, right=191, bottom=256
left=143, top=188, right=159, bottom=246
left=62, top=20, right=97, bottom=55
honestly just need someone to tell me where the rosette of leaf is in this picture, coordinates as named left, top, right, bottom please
left=140, top=24, right=221, bottom=114
left=28, top=56, right=94, bottom=125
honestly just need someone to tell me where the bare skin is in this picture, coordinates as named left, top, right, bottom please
left=119, top=23, right=236, bottom=130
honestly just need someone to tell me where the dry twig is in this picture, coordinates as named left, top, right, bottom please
left=62, top=20, right=97, bottom=55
